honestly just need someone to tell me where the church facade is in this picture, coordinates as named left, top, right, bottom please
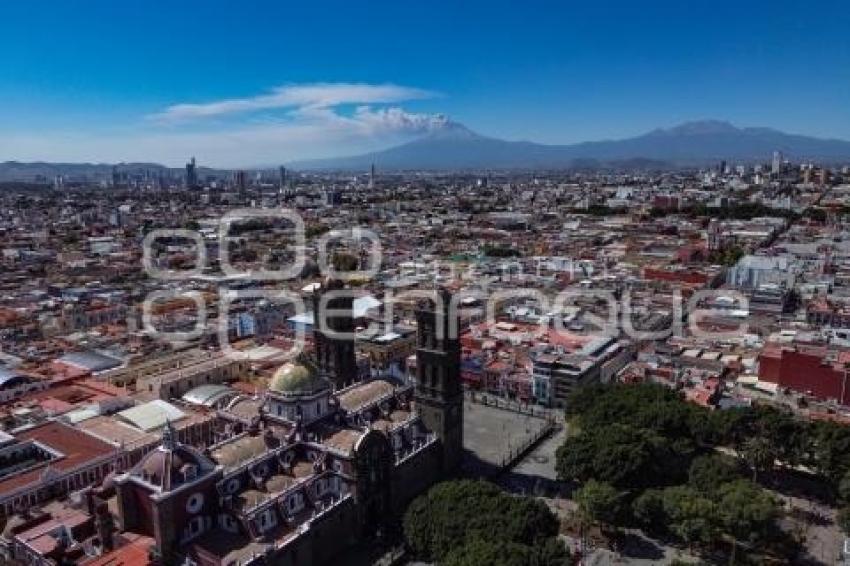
left=112, top=284, right=463, bottom=565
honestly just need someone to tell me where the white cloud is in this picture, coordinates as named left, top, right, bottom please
left=352, top=106, right=450, bottom=132
left=0, top=82, right=450, bottom=167
left=148, top=82, right=437, bottom=122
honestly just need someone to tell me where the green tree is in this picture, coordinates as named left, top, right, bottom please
left=443, top=539, right=533, bottom=566
left=567, top=383, right=695, bottom=439
left=740, top=436, right=777, bottom=482
left=443, top=537, right=571, bottom=566
left=635, top=486, right=727, bottom=548
left=632, top=489, right=666, bottom=532
left=688, top=454, right=743, bottom=495
left=556, top=422, right=688, bottom=489
left=750, top=406, right=808, bottom=467
left=575, top=480, right=624, bottom=526
left=531, top=538, right=572, bottom=566
left=716, top=480, right=780, bottom=557
left=703, top=407, right=753, bottom=446
left=403, top=480, right=561, bottom=563
left=809, top=420, right=850, bottom=484
left=661, top=486, right=719, bottom=549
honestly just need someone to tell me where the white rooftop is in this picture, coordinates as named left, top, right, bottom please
left=117, top=400, right=186, bottom=432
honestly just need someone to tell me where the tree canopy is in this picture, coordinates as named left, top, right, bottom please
left=563, top=383, right=850, bottom=492
left=687, top=454, right=744, bottom=495
left=715, top=480, right=780, bottom=546
left=556, top=422, right=690, bottom=489
left=575, top=479, right=624, bottom=526
left=559, top=384, right=791, bottom=559
left=632, top=480, right=779, bottom=549
left=403, top=480, right=569, bottom=566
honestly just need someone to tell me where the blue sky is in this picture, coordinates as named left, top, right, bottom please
left=1, top=0, right=848, bottom=166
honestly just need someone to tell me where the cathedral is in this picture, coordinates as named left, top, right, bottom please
left=111, top=283, right=464, bottom=565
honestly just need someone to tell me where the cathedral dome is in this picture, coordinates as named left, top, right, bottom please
left=130, top=423, right=215, bottom=491
left=268, top=361, right=328, bottom=397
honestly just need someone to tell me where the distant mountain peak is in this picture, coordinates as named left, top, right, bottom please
left=741, top=126, right=784, bottom=136
left=422, top=118, right=481, bottom=140
left=10, top=119, right=844, bottom=179
left=288, top=117, right=850, bottom=171
left=649, top=120, right=741, bottom=137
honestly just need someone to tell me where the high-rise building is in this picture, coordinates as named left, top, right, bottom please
left=185, top=157, right=198, bottom=188
left=323, top=188, right=342, bottom=207
left=772, top=151, right=782, bottom=175
left=279, top=165, right=287, bottom=190
left=368, top=162, right=376, bottom=189
left=235, top=170, right=246, bottom=194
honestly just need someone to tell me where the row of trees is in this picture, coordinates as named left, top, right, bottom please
left=632, top=464, right=780, bottom=554
left=403, top=480, right=571, bottom=566
left=562, top=383, right=850, bottom=488
left=575, top=465, right=779, bottom=552
left=555, top=383, right=850, bottom=560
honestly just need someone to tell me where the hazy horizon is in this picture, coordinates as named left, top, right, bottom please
left=1, top=0, right=849, bottom=167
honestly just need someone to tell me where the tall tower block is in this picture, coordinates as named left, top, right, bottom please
left=414, top=288, right=464, bottom=475
left=311, top=278, right=357, bottom=390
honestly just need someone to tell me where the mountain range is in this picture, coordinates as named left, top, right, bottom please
left=292, top=120, right=850, bottom=171
left=2, top=120, right=850, bottom=180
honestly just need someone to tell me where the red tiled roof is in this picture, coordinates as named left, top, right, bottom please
left=0, top=421, right=115, bottom=497
left=85, top=533, right=154, bottom=566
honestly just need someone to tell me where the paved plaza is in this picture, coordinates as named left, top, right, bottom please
left=462, top=399, right=552, bottom=478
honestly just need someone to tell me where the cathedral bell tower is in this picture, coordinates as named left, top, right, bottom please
left=312, top=277, right=357, bottom=390
left=414, top=288, right=463, bottom=475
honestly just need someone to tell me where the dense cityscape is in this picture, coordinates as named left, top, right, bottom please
left=4, top=1, right=850, bottom=565
left=0, top=154, right=850, bottom=565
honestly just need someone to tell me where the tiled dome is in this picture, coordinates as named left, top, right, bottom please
left=268, top=361, right=328, bottom=397
left=131, top=424, right=215, bottom=491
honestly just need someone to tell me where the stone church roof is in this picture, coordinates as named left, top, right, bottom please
left=130, top=424, right=215, bottom=491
